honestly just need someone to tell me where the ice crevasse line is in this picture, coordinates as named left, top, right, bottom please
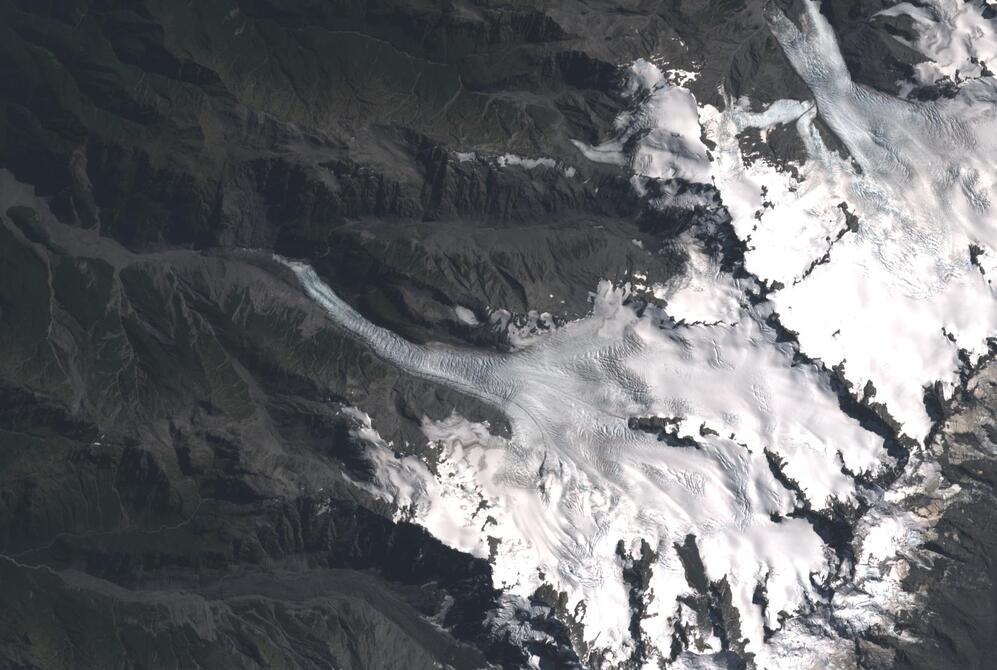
left=269, top=0, right=997, bottom=662
left=578, top=0, right=997, bottom=441
left=754, top=0, right=997, bottom=440
left=278, top=257, right=887, bottom=664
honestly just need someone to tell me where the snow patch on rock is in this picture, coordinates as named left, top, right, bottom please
left=572, top=58, right=711, bottom=185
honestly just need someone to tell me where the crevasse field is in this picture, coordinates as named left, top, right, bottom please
left=281, top=0, right=997, bottom=666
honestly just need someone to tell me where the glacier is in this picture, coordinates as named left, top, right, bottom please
left=276, top=0, right=997, bottom=665
left=579, top=0, right=997, bottom=441
left=283, top=256, right=886, bottom=666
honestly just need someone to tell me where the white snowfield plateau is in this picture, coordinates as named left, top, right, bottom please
left=281, top=0, right=997, bottom=667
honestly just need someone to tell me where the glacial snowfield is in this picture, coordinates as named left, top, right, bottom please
left=288, top=258, right=885, bottom=665
left=580, top=0, right=997, bottom=442
left=283, top=0, right=997, bottom=666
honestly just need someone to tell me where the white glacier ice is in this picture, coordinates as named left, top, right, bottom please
left=282, top=256, right=885, bottom=665
left=282, top=0, right=997, bottom=664
left=878, top=0, right=997, bottom=88
left=561, top=0, right=997, bottom=662
left=587, top=2, right=997, bottom=442
left=752, top=0, right=997, bottom=440
left=572, top=58, right=712, bottom=185
left=650, top=236, right=746, bottom=326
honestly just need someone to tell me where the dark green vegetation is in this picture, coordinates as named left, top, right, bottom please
left=0, top=0, right=701, bottom=339
left=0, top=195, right=517, bottom=668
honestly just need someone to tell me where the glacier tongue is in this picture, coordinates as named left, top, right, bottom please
left=282, top=257, right=885, bottom=666
left=753, top=0, right=997, bottom=440
left=278, top=0, right=997, bottom=664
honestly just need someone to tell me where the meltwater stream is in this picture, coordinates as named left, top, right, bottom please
left=283, top=259, right=885, bottom=665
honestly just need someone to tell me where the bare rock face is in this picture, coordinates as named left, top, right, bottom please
left=888, top=355, right=997, bottom=670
